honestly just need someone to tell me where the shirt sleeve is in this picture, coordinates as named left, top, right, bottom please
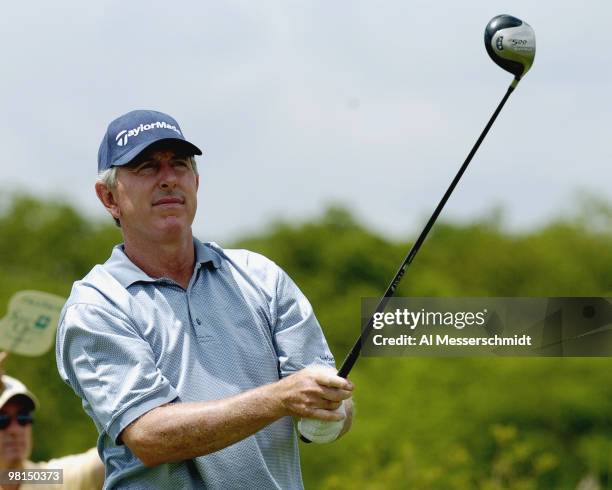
left=271, top=267, right=336, bottom=377
left=56, top=304, right=179, bottom=444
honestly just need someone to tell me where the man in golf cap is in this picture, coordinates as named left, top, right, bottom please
left=56, top=109, right=354, bottom=489
left=0, top=355, right=104, bottom=489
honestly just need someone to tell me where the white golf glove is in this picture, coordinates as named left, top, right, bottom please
left=297, top=401, right=346, bottom=444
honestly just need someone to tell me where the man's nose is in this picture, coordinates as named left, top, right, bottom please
left=6, top=418, right=25, bottom=434
left=158, top=162, right=178, bottom=188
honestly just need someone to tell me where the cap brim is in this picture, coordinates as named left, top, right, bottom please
left=6, top=394, right=37, bottom=411
left=0, top=391, right=39, bottom=411
left=113, top=138, right=202, bottom=167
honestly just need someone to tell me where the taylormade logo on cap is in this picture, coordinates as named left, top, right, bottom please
left=115, top=121, right=183, bottom=147
left=98, top=110, right=203, bottom=172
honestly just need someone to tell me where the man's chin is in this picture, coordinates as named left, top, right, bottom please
left=2, top=447, right=27, bottom=465
left=154, top=216, right=192, bottom=237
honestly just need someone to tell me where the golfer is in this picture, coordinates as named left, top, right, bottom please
left=56, top=110, right=354, bottom=489
left=0, top=354, right=104, bottom=489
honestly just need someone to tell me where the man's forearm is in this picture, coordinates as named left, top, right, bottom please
left=122, top=366, right=353, bottom=466
left=123, top=382, right=285, bottom=466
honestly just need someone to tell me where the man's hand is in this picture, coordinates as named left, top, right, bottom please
left=274, top=365, right=354, bottom=444
left=275, top=365, right=353, bottom=420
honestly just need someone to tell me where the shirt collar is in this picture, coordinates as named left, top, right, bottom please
left=194, top=238, right=222, bottom=269
left=104, top=238, right=221, bottom=288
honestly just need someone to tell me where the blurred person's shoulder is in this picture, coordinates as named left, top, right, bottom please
left=24, top=448, right=104, bottom=490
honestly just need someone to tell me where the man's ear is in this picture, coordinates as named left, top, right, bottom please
left=196, top=174, right=199, bottom=191
left=95, top=181, right=121, bottom=221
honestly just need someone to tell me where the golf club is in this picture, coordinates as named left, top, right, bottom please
left=335, top=14, right=536, bottom=379
left=300, top=13, right=536, bottom=444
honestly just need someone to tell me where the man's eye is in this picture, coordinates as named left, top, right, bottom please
left=173, top=159, right=189, bottom=167
left=137, top=162, right=157, bottom=172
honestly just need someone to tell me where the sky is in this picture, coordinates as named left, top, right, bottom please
left=1, top=1, right=610, bottom=242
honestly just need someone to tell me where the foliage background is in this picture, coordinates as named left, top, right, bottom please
left=1, top=194, right=610, bottom=489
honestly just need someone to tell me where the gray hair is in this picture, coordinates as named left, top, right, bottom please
left=96, top=156, right=199, bottom=227
left=97, top=156, right=199, bottom=190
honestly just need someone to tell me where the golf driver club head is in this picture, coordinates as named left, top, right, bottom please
left=485, top=15, right=536, bottom=80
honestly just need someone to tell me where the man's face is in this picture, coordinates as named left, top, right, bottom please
left=0, top=399, right=33, bottom=469
left=99, top=148, right=199, bottom=243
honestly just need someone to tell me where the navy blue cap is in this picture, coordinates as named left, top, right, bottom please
left=97, top=110, right=202, bottom=173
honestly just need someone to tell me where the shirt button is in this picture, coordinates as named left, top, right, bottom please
left=196, top=318, right=202, bottom=325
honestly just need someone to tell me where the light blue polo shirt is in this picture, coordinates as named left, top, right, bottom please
left=56, top=239, right=335, bottom=489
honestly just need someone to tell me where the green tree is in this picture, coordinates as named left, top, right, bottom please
left=1, top=194, right=610, bottom=488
